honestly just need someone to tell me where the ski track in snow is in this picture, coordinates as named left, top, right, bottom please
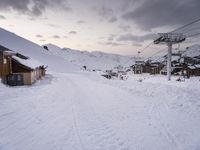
left=0, top=73, right=200, bottom=150
left=0, top=73, right=131, bottom=150
left=68, top=78, right=130, bottom=150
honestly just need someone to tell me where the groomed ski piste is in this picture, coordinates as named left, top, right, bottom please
left=0, top=27, right=200, bottom=150
left=1, top=72, right=200, bottom=150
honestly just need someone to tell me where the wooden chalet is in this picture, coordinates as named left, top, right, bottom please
left=0, top=45, right=46, bottom=86
left=182, top=64, right=200, bottom=77
left=143, top=61, right=164, bottom=75
left=183, top=56, right=200, bottom=65
left=131, top=60, right=145, bottom=74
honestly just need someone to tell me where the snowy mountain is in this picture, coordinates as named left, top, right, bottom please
left=0, top=27, right=136, bottom=72
left=182, top=44, right=200, bottom=58
left=149, top=44, right=200, bottom=63
left=44, top=44, right=136, bottom=70
left=0, top=28, right=78, bottom=73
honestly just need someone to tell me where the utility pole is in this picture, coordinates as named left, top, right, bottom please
left=167, top=42, right=172, bottom=80
left=154, top=33, right=186, bottom=81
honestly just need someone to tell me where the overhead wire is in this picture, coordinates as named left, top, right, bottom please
left=147, top=17, right=200, bottom=61
left=171, top=17, right=200, bottom=33
left=131, top=17, right=200, bottom=63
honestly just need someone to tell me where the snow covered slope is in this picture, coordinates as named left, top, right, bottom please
left=0, top=28, right=78, bottom=73
left=45, top=44, right=136, bottom=70
left=0, top=73, right=200, bottom=150
left=182, top=44, right=200, bottom=58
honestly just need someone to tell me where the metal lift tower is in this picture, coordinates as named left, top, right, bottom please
left=154, top=33, right=186, bottom=81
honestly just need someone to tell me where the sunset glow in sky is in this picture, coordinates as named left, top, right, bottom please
left=0, top=0, right=200, bottom=56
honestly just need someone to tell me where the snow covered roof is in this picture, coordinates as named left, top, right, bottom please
left=12, top=56, right=43, bottom=69
left=0, top=44, right=11, bottom=52
left=188, top=66, right=196, bottom=69
left=3, top=51, right=16, bottom=56
left=0, top=44, right=43, bottom=69
left=195, top=64, right=200, bottom=68
left=171, top=56, right=180, bottom=62
left=182, top=45, right=200, bottom=58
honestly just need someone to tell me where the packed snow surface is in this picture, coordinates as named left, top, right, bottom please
left=0, top=72, right=200, bottom=150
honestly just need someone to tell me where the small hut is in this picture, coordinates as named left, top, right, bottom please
left=0, top=45, right=46, bottom=86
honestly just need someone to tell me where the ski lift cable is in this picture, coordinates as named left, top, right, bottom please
left=185, top=37, right=200, bottom=43
left=186, top=32, right=200, bottom=38
left=173, top=24, right=200, bottom=35
left=180, top=26, right=200, bottom=35
left=124, top=41, right=154, bottom=65
left=136, top=18, right=200, bottom=56
left=171, top=17, right=200, bottom=33
left=125, top=43, right=159, bottom=66
left=146, top=47, right=167, bottom=60
left=152, top=48, right=169, bottom=62
left=139, top=17, right=200, bottom=63
left=139, top=42, right=154, bottom=53
left=147, top=18, right=200, bottom=61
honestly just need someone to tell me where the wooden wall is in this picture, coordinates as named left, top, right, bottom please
left=1, top=52, right=46, bottom=85
left=23, top=72, right=33, bottom=85
left=12, top=59, right=30, bottom=73
left=0, top=54, right=12, bottom=82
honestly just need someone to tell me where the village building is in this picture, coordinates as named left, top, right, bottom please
left=0, top=45, right=46, bottom=86
left=159, top=53, right=182, bottom=75
left=182, top=64, right=200, bottom=77
left=183, top=56, right=200, bottom=65
left=143, top=61, right=164, bottom=75
left=131, top=60, right=145, bottom=74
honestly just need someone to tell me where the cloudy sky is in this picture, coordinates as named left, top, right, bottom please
left=0, top=0, right=200, bottom=56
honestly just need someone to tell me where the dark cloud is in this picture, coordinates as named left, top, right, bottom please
left=107, top=34, right=117, bottom=41
left=122, top=0, right=200, bottom=30
left=63, top=36, right=68, bottom=38
left=118, top=24, right=131, bottom=31
left=99, top=41, right=124, bottom=47
left=48, top=24, right=60, bottom=28
left=98, top=6, right=113, bottom=18
left=52, top=35, right=60, bottom=39
left=69, top=31, right=77, bottom=34
left=28, top=16, right=48, bottom=21
left=117, top=33, right=157, bottom=43
left=120, top=0, right=140, bottom=10
left=77, top=20, right=86, bottom=24
left=0, top=0, right=71, bottom=16
left=36, top=34, right=43, bottom=38
left=108, top=17, right=117, bottom=23
left=97, top=6, right=117, bottom=23
left=0, top=15, right=6, bottom=20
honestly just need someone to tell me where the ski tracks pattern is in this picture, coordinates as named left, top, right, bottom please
left=68, top=77, right=130, bottom=150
